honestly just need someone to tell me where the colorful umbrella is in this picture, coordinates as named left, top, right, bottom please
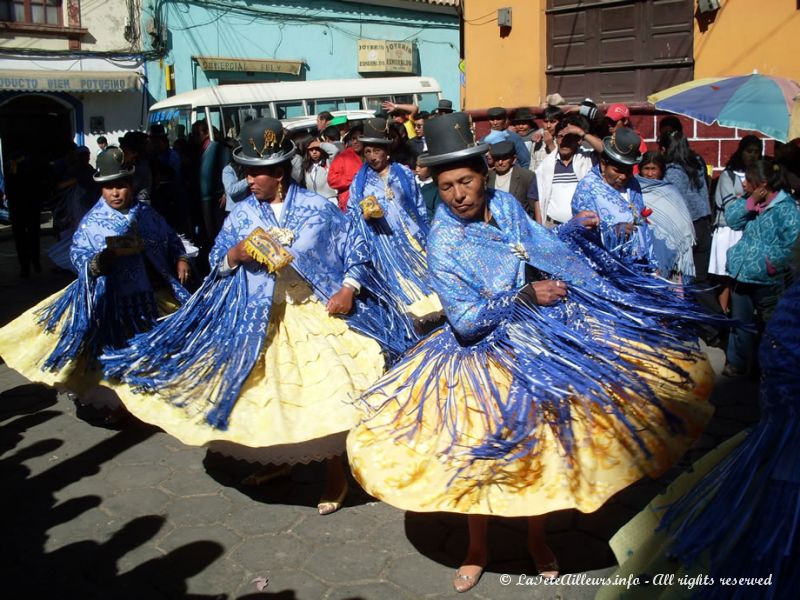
left=648, top=73, right=800, bottom=142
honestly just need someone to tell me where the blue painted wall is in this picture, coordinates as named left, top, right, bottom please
left=143, top=0, right=460, bottom=104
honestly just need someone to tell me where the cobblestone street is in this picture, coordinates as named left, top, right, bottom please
left=1, top=230, right=759, bottom=599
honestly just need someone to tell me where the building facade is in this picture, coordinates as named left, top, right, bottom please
left=0, top=0, right=148, bottom=159
left=464, top=0, right=799, bottom=171
left=143, top=0, right=461, bottom=106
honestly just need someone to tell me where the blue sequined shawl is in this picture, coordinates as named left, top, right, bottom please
left=37, top=198, right=189, bottom=371
left=103, top=184, right=416, bottom=429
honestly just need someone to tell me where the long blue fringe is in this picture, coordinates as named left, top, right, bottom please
left=102, top=267, right=267, bottom=430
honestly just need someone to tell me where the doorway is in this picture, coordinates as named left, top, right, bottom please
left=0, top=93, right=75, bottom=165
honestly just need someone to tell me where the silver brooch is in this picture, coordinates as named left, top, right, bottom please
left=267, top=227, right=295, bottom=246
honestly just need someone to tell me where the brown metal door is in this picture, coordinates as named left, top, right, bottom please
left=546, top=0, right=694, bottom=103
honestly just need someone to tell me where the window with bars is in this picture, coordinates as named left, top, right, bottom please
left=0, top=0, right=63, bottom=26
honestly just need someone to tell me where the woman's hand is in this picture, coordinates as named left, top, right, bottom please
left=572, top=210, right=599, bottom=229
left=176, top=258, right=191, bottom=285
left=327, top=286, right=355, bottom=316
left=614, top=222, right=637, bottom=238
left=516, top=280, right=567, bottom=306
left=226, top=240, right=253, bottom=268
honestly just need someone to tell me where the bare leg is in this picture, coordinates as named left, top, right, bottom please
left=318, top=455, right=348, bottom=515
left=453, top=515, right=489, bottom=592
left=718, top=276, right=733, bottom=314
left=527, top=515, right=559, bottom=579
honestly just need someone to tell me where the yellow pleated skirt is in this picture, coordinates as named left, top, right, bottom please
left=113, top=274, right=386, bottom=465
left=0, top=286, right=181, bottom=404
left=347, top=328, right=715, bottom=518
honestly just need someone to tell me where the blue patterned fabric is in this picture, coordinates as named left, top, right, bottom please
left=358, top=190, right=722, bottom=463
left=572, top=165, right=657, bottom=266
left=348, top=162, right=434, bottom=307
left=103, top=183, right=416, bottom=429
left=655, top=278, right=800, bottom=600
left=37, top=198, right=189, bottom=370
left=725, top=190, right=800, bottom=283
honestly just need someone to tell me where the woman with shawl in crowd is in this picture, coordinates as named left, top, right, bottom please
left=103, top=118, right=416, bottom=515
left=571, top=127, right=657, bottom=268
left=346, top=117, right=441, bottom=321
left=0, top=147, right=190, bottom=417
left=637, top=151, right=696, bottom=280
left=347, top=112, right=720, bottom=593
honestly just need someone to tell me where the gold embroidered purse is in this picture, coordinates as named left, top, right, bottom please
left=242, top=227, right=294, bottom=273
left=360, top=194, right=385, bottom=219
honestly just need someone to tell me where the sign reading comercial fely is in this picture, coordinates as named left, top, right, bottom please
left=357, top=40, right=414, bottom=74
left=194, top=56, right=304, bottom=76
left=0, top=70, right=141, bottom=92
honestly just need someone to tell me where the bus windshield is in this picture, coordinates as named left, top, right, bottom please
left=148, top=106, right=192, bottom=144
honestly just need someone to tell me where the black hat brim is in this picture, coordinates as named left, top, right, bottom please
left=233, top=142, right=297, bottom=167
left=602, top=139, right=642, bottom=165
left=417, top=143, right=489, bottom=167
left=359, top=137, right=392, bottom=145
left=93, top=166, right=135, bottom=183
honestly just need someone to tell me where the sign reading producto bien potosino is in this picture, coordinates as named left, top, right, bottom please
left=357, top=40, right=414, bottom=74
left=0, top=70, right=141, bottom=92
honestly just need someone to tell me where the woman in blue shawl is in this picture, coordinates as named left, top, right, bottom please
left=637, top=151, right=696, bottom=280
left=347, top=113, right=719, bottom=593
left=103, top=118, right=417, bottom=515
left=0, top=147, right=190, bottom=408
left=572, top=127, right=657, bottom=268
left=347, top=117, right=441, bottom=320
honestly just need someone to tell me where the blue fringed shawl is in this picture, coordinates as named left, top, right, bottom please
left=103, top=184, right=417, bottom=429
left=361, top=190, right=723, bottom=464
left=347, top=162, right=434, bottom=306
left=37, top=199, right=189, bottom=371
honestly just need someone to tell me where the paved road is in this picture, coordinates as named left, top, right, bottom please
left=0, top=233, right=759, bottom=599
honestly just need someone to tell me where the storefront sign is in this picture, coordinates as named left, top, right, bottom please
left=194, top=56, right=304, bottom=76
left=357, top=40, right=414, bottom=74
left=0, top=70, right=141, bottom=92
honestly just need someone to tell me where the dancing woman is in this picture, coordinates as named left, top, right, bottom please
left=347, top=117, right=440, bottom=319
left=0, top=147, right=190, bottom=409
left=347, top=113, right=719, bottom=593
left=103, top=118, right=415, bottom=514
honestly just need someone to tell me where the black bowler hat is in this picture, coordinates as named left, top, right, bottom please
left=433, top=99, right=453, bottom=114
left=510, top=107, right=535, bottom=124
left=486, top=107, right=507, bottom=120
left=93, top=147, right=135, bottom=182
left=417, top=112, right=489, bottom=167
left=233, top=117, right=296, bottom=166
left=602, top=127, right=643, bottom=165
left=489, top=140, right=515, bottom=158
left=359, top=118, right=392, bottom=145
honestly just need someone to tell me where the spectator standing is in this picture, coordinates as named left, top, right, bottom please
left=415, top=161, right=439, bottom=221
left=328, top=124, right=365, bottom=212
left=486, top=141, right=537, bottom=220
left=482, top=107, right=531, bottom=168
left=410, top=111, right=429, bottom=155
left=96, top=136, right=108, bottom=157
left=431, top=99, right=454, bottom=116
left=316, top=111, right=333, bottom=133
left=660, top=130, right=714, bottom=290
left=5, top=150, right=50, bottom=277
left=527, top=105, right=562, bottom=171
left=221, top=151, right=249, bottom=212
left=192, top=120, right=230, bottom=244
left=724, top=160, right=800, bottom=376
left=532, top=117, right=596, bottom=227
left=303, top=138, right=338, bottom=203
left=119, top=131, right=152, bottom=205
left=637, top=151, right=696, bottom=280
left=709, top=135, right=763, bottom=313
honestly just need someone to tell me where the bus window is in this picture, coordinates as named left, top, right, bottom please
left=343, top=97, right=361, bottom=110
left=392, top=94, right=414, bottom=105
left=222, top=106, right=242, bottom=140
left=365, top=96, right=392, bottom=112
left=314, top=99, right=339, bottom=114
left=208, top=107, right=224, bottom=140
left=149, top=106, right=190, bottom=144
left=417, top=92, right=440, bottom=113
left=276, top=101, right=305, bottom=119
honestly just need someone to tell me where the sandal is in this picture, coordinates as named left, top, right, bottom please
left=453, top=564, right=484, bottom=593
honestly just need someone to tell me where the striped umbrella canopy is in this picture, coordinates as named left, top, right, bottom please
left=648, top=73, right=800, bottom=142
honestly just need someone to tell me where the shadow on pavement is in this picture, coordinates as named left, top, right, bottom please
left=0, top=390, right=227, bottom=598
